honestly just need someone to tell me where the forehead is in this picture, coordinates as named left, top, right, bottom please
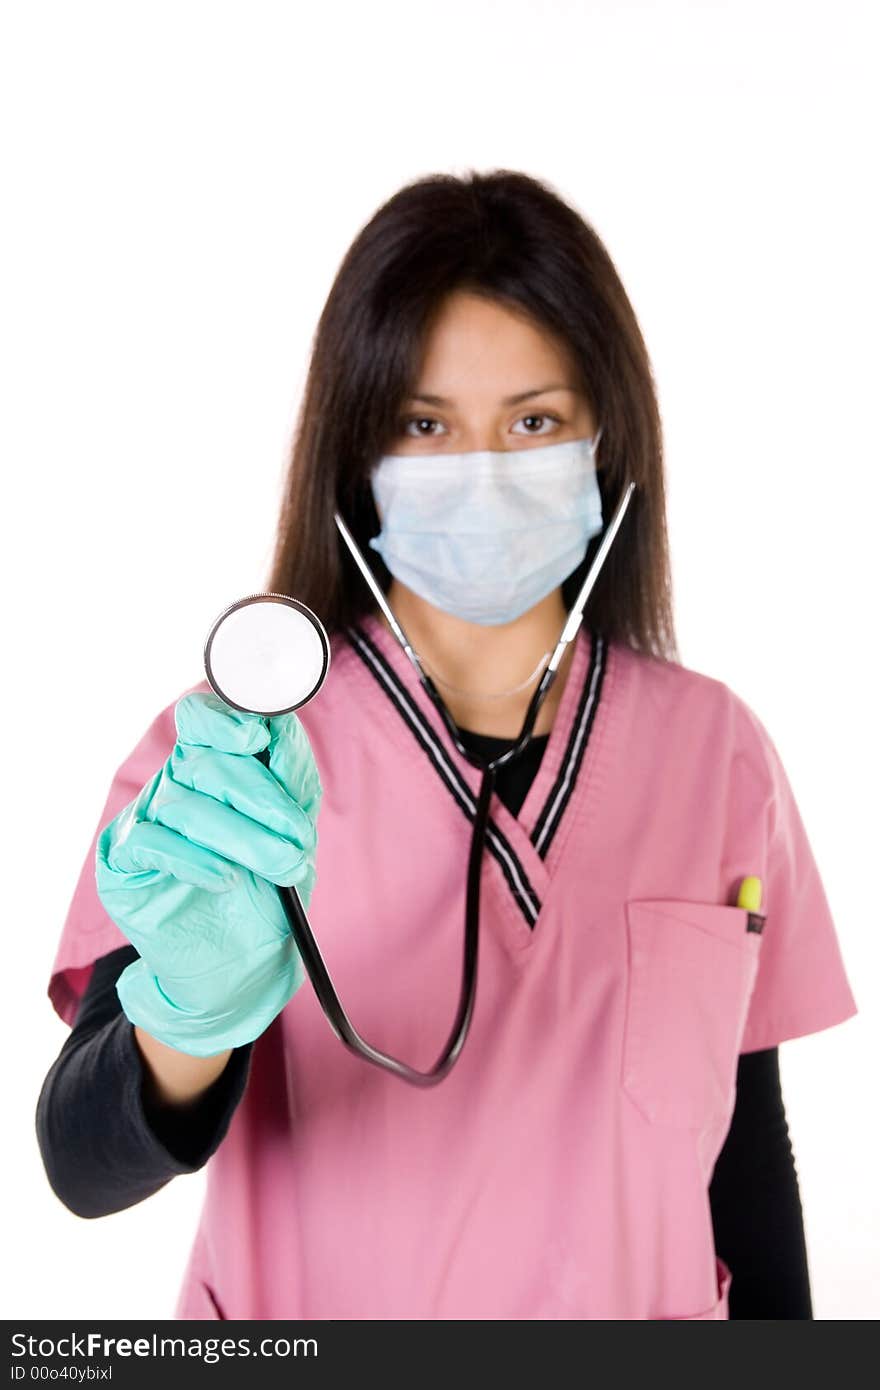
left=412, top=290, right=577, bottom=395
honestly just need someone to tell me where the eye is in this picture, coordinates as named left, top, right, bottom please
left=398, top=416, right=448, bottom=438
left=511, top=412, right=562, bottom=436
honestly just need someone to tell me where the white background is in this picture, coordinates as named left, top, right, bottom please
left=2, top=0, right=877, bottom=1321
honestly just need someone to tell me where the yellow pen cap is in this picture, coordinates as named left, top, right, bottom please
left=737, top=876, right=763, bottom=913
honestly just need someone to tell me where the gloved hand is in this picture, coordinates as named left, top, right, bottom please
left=95, top=691, right=322, bottom=1057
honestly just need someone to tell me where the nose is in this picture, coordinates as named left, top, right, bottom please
left=446, top=422, right=539, bottom=453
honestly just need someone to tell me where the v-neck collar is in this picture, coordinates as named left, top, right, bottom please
left=341, top=611, right=613, bottom=947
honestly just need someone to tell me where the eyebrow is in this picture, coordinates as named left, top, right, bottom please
left=405, top=385, right=580, bottom=407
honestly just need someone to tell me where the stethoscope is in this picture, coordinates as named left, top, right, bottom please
left=203, top=478, right=636, bottom=1087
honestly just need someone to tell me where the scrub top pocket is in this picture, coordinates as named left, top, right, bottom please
left=622, top=898, right=762, bottom=1130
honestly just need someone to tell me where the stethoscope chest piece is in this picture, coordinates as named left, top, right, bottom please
left=203, top=592, right=331, bottom=716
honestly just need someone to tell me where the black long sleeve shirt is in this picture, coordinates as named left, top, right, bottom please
left=36, top=725, right=813, bottom=1317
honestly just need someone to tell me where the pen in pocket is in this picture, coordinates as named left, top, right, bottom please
left=737, top=875, right=765, bottom=933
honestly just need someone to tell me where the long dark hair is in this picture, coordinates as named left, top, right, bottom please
left=266, top=168, right=678, bottom=661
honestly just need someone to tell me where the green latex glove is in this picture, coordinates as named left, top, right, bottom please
left=95, top=691, right=322, bottom=1057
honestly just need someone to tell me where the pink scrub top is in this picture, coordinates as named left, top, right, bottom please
left=47, top=615, right=858, bottom=1320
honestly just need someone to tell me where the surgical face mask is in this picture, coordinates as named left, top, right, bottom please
left=368, top=431, right=604, bottom=626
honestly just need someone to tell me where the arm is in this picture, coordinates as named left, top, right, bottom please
left=709, top=1047, right=813, bottom=1318
left=134, top=1025, right=233, bottom=1109
left=35, top=945, right=254, bottom=1219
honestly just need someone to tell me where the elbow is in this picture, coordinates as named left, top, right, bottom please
left=34, top=1071, right=144, bottom=1221
left=34, top=1090, right=96, bottom=1219
left=43, top=1173, right=117, bottom=1221
left=36, top=1138, right=167, bottom=1221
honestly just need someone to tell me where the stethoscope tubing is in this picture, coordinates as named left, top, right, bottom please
left=265, top=477, right=635, bottom=1085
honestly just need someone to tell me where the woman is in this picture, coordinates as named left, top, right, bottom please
left=37, top=169, right=857, bottom=1320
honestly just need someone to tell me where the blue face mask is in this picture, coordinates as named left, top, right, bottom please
left=368, top=431, right=604, bottom=626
